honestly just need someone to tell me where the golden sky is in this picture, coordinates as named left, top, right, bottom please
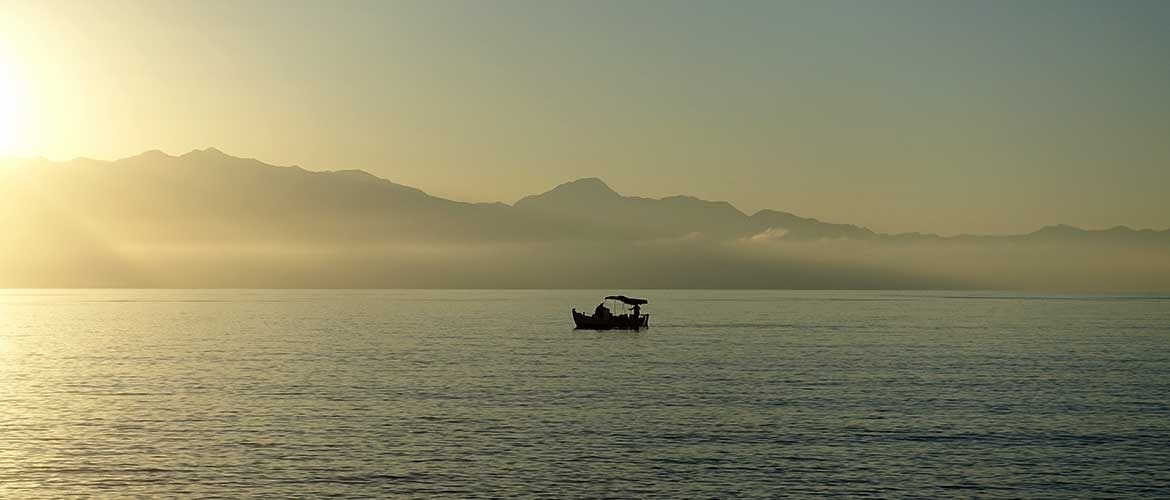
left=1, top=0, right=1168, bottom=235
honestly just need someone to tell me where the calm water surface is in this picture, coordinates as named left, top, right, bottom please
left=1, top=290, right=1168, bottom=498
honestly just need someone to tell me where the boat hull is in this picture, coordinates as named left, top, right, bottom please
left=572, top=309, right=649, bottom=330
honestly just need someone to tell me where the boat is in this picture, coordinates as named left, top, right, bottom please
left=572, top=295, right=650, bottom=330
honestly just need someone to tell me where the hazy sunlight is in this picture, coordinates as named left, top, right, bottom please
left=1, top=3, right=1169, bottom=498
left=0, top=55, right=30, bottom=156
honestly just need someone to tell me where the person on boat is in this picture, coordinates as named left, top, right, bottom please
left=594, top=302, right=610, bottom=319
left=632, top=303, right=641, bottom=319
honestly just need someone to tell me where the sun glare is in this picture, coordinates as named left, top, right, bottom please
left=0, top=56, right=31, bottom=157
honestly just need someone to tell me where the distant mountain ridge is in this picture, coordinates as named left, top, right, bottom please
left=3, top=148, right=1167, bottom=243
left=2, top=148, right=1168, bottom=289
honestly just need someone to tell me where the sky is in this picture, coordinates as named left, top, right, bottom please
left=1, top=0, right=1167, bottom=235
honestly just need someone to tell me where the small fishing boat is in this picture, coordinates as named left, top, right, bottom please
left=572, top=295, right=649, bottom=330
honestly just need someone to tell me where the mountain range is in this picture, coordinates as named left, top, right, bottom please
left=2, top=148, right=1168, bottom=289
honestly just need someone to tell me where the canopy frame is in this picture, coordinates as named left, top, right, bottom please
left=604, top=295, right=648, bottom=305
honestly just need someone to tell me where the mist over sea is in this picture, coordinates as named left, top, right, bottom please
left=2, top=289, right=1168, bottom=498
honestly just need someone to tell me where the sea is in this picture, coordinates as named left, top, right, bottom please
left=1, top=289, right=1168, bottom=498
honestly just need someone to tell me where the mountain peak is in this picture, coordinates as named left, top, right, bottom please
left=554, top=177, right=618, bottom=195
left=514, top=177, right=621, bottom=207
left=181, top=147, right=234, bottom=160
left=127, top=149, right=174, bottom=161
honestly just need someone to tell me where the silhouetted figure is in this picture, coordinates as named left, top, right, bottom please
left=594, top=302, right=610, bottom=318
left=632, top=303, right=641, bottom=318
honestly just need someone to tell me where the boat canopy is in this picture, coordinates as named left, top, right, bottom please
left=605, top=295, right=648, bottom=305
